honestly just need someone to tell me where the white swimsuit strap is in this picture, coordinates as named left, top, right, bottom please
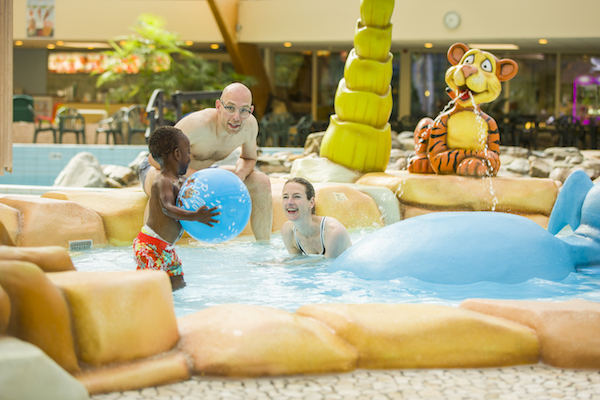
left=319, top=216, right=326, bottom=255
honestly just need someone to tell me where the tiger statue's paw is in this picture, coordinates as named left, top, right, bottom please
left=456, top=157, right=492, bottom=177
left=408, top=155, right=434, bottom=174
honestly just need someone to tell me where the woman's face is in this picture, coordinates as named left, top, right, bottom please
left=282, top=182, right=314, bottom=220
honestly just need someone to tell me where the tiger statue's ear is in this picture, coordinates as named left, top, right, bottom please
left=447, top=43, right=470, bottom=66
left=497, top=58, right=519, bottom=82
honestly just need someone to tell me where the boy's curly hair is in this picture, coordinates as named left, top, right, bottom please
left=148, top=126, right=185, bottom=167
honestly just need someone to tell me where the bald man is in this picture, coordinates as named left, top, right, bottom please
left=142, top=82, right=272, bottom=241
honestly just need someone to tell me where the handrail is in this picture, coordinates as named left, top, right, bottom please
left=172, top=90, right=221, bottom=121
left=144, top=89, right=221, bottom=141
left=145, top=89, right=166, bottom=138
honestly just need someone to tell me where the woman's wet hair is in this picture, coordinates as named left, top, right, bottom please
left=148, top=126, right=185, bottom=167
left=284, top=177, right=316, bottom=214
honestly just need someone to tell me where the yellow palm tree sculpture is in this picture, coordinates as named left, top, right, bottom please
left=319, top=0, right=395, bottom=173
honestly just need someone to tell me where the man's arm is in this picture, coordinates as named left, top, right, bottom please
left=234, top=156, right=256, bottom=181
left=235, top=116, right=259, bottom=181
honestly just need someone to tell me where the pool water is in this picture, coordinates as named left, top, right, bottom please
left=0, top=144, right=301, bottom=186
left=71, top=230, right=600, bottom=317
left=1, top=144, right=148, bottom=186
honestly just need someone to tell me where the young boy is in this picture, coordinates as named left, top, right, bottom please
left=133, top=126, right=220, bottom=290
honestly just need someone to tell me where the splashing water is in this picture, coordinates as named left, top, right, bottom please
left=431, top=92, right=459, bottom=126
left=468, top=91, right=499, bottom=211
left=426, top=90, right=500, bottom=210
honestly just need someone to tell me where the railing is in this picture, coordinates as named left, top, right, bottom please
left=145, top=89, right=221, bottom=140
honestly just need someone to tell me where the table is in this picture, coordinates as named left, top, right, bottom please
left=77, top=108, right=108, bottom=123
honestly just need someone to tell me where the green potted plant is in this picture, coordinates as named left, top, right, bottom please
left=95, top=14, right=253, bottom=111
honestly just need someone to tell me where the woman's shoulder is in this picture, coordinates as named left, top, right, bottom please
left=281, top=220, right=294, bottom=235
left=323, top=216, right=346, bottom=230
left=321, top=216, right=352, bottom=258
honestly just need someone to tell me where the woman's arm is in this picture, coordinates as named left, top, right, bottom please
left=281, top=221, right=301, bottom=255
left=324, top=218, right=352, bottom=258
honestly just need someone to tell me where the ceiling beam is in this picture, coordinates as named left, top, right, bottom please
left=207, top=0, right=271, bottom=117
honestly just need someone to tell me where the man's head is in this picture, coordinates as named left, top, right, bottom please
left=216, top=82, right=254, bottom=134
left=148, top=126, right=190, bottom=175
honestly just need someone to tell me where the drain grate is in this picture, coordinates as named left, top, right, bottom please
left=68, top=239, right=93, bottom=251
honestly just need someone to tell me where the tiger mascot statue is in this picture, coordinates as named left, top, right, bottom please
left=407, top=43, right=518, bottom=177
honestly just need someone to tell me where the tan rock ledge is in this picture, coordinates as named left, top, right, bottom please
left=358, top=171, right=560, bottom=226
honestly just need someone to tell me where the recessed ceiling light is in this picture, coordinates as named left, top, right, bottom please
left=468, top=43, right=519, bottom=50
left=210, top=43, right=220, bottom=50
left=14, top=40, right=23, bottom=46
left=56, top=40, right=64, bottom=46
left=185, top=40, right=194, bottom=46
left=424, top=43, right=433, bottom=49
left=46, top=44, right=55, bottom=49
left=538, top=38, right=548, bottom=45
left=283, top=42, right=292, bottom=48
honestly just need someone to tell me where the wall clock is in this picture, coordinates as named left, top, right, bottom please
left=443, top=11, right=461, bottom=30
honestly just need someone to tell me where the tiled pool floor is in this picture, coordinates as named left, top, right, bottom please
left=91, top=365, right=600, bottom=399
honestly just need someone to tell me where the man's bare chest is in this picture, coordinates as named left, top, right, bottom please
left=190, top=134, right=244, bottom=162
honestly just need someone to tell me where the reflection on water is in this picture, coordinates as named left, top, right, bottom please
left=71, top=229, right=600, bottom=317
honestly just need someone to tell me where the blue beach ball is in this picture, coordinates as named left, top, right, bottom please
left=176, top=168, right=251, bottom=243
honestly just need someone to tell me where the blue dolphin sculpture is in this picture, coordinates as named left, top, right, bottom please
left=330, top=170, right=600, bottom=284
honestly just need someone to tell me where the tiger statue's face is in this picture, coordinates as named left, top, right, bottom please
left=444, top=43, right=518, bottom=108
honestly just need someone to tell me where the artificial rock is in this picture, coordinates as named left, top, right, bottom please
left=76, top=351, right=189, bottom=395
left=0, top=337, right=89, bottom=400
left=0, top=202, right=19, bottom=246
left=42, top=188, right=147, bottom=245
left=0, top=260, right=79, bottom=372
left=178, top=304, right=358, bottom=376
left=297, top=303, right=539, bottom=369
left=314, top=184, right=384, bottom=229
left=461, top=299, right=600, bottom=368
left=0, top=195, right=106, bottom=247
left=357, top=172, right=559, bottom=215
left=0, top=245, right=75, bottom=272
left=0, top=285, right=9, bottom=334
left=48, top=270, right=179, bottom=366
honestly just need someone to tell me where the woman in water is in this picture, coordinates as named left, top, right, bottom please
left=281, top=177, right=352, bottom=258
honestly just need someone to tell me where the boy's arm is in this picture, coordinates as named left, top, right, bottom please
left=156, top=178, right=220, bottom=224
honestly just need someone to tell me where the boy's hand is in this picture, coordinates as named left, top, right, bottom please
left=195, top=206, right=220, bottom=226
